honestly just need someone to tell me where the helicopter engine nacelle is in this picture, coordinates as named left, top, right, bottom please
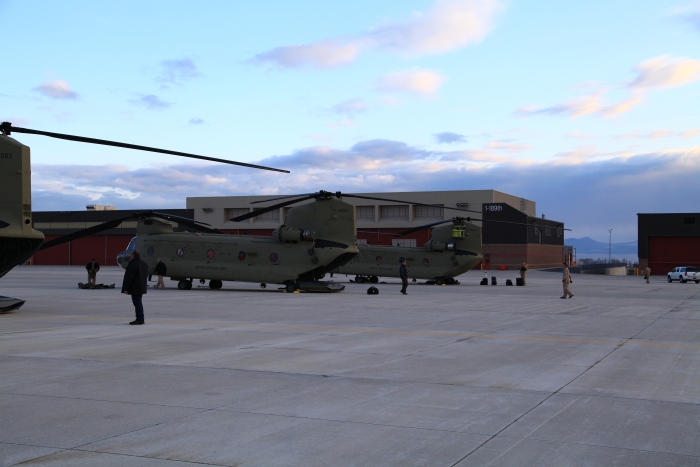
left=425, top=240, right=455, bottom=252
left=274, top=226, right=315, bottom=244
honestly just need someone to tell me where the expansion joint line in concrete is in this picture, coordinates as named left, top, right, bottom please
left=450, top=296, right=697, bottom=467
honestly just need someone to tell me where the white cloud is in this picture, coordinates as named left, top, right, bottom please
left=158, top=58, right=202, bottom=84
left=434, top=132, right=467, bottom=144
left=374, top=69, right=445, bottom=95
left=629, top=55, right=700, bottom=89
left=615, top=129, right=699, bottom=140
left=253, top=42, right=360, bottom=69
left=253, top=0, right=503, bottom=69
left=367, top=0, right=503, bottom=55
left=486, top=141, right=533, bottom=152
left=130, top=94, right=171, bottom=110
left=331, top=98, right=368, bottom=117
left=516, top=55, right=700, bottom=119
left=32, top=81, right=79, bottom=100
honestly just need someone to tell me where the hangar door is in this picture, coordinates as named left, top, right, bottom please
left=648, top=236, right=700, bottom=273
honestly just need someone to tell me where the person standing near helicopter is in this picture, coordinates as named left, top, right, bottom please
left=122, top=250, right=149, bottom=325
left=399, top=257, right=409, bottom=295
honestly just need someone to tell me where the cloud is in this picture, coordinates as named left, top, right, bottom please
left=367, top=0, right=503, bottom=55
left=130, top=94, right=171, bottom=110
left=32, top=81, right=79, bottom=100
left=31, top=143, right=700, bottom=242
left=331, top=98, right=368, bottom=117
left=516, top=55, right=700, bottom=119
left=374, top=69, right=445, bottom=95
left=158, top=58, right=202, bottom=84
left=252, top=0, right=503, bottom=69
left=188, top=118, right=204, bottom=125
left=434, top=132, right=467, bottom=144
left=515, top=90, right=645, bottom=119
left=628, top=55, right=700, bottom=89
left=615, top=129, right=699, bottom=140
left=486, top=141, right=533, bottom=152
left=253, top=42, right=360, bottom=69
left=567, top=131, right=593, bottom=139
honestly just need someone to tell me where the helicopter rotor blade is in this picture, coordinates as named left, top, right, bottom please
left=38, top=217, right=132, bottom=250
left=38, top=212, right=221, bottom=250
left=250, top=193, right=319, bottom=204
left=396, top=219, right=458, bottom=237
left=0, top=122, right=289, bottom=173
left=228, top=195, right=318, bottom=222
left=357, top=230, right=401, bottom=237
left=150, top=212, right=220, bottom=233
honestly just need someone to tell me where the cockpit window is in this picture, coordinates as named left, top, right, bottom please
left=126, top=237, right=137, bottom=252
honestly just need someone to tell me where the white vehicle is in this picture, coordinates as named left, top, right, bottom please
left=667, top=266, right=700, bottom=283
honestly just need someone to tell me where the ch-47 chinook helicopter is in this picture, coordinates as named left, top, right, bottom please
left=115, top=191, right=359, bottom=293
left=333, top=217, right=482, bottom=285
left=0, top=121, right=288, bottom=312
left=332, top=200, right=571, bottom=284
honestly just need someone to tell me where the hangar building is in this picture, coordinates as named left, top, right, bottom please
left=29, top=190, right=567, bottom=269
left=638, top=213, right=700, bottom=274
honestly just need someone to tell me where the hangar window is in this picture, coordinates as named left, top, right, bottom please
left=254, top=209, right=279, bottom=220
left=357, top=239, right=368, bottom=245
left=684, top=217, right=696, bottom=225
left=226, top=208, right=249, bottom=220
left=545, top=227, right=551, bottom=236
left=356, top=206, right=375, bottom=218
left=392, top=239, right=416, bottom=247
left=380, top=205, right=408, bottom=219
left=415, top=204, right=444, bottom=218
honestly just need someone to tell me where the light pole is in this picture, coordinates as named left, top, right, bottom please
left=608, top=229, right=612, bottom=263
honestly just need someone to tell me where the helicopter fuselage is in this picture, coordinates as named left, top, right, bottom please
left=332, top=222, right=482, bottom=281
left=118, top=198, right=359, bottom=288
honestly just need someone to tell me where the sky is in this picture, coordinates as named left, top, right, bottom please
left=2, top=0, right=699, bottom=243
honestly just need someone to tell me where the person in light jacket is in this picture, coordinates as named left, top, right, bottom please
left=561, top=263, right=573, bottom=299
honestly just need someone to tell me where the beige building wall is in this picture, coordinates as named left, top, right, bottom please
left=187, top=190, right=536, bottom=231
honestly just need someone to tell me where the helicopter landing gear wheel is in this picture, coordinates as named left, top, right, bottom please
left=412, top=278, right=417, bottom=282
left=370, top=276, right=379, bottom=284
left=285, top=283, right=297, bottom=293
left=178, top=280, right=192, bottom=290
left=260, top=283, right=267, bottom=289
left=435, top=278, right=444, bottom=286
left=355, top=276, right=366, bottom=283
left=209, top=280, right=222, bottom=289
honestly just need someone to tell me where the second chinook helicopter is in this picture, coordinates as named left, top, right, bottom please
left=116, top=192, right=359, bottom=292
left=332, top=217, right=482, bottom=285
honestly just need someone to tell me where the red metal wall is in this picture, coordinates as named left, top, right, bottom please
left=32, top=234, right=134, bottom=266
left=33, top=236, right=69, bottom=265
left=648, top=236, right=700, bottom=273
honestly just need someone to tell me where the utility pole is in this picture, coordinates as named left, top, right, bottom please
left=608, top=229, right=612, bottom=263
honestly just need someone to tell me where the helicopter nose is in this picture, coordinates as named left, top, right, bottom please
left=116, top=251, right=131, bottom=268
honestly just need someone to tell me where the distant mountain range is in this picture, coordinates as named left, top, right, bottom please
left=565, top=237, right=638, bottom=259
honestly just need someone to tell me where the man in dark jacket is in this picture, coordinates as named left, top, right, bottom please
left=85, top=258, right=100, bottom=285
left=399, top=257, right=408, bottom=295
left=153, top=259, right=167, bottom=289
left=122, top=250, right=149, bottom=325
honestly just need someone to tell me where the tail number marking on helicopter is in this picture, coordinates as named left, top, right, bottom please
left=1, top=153, right=13, bottom=159
left=484, top=205, right=502, bottom=212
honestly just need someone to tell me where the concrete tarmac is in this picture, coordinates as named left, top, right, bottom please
left=1, top=266, right=699, bottom=466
